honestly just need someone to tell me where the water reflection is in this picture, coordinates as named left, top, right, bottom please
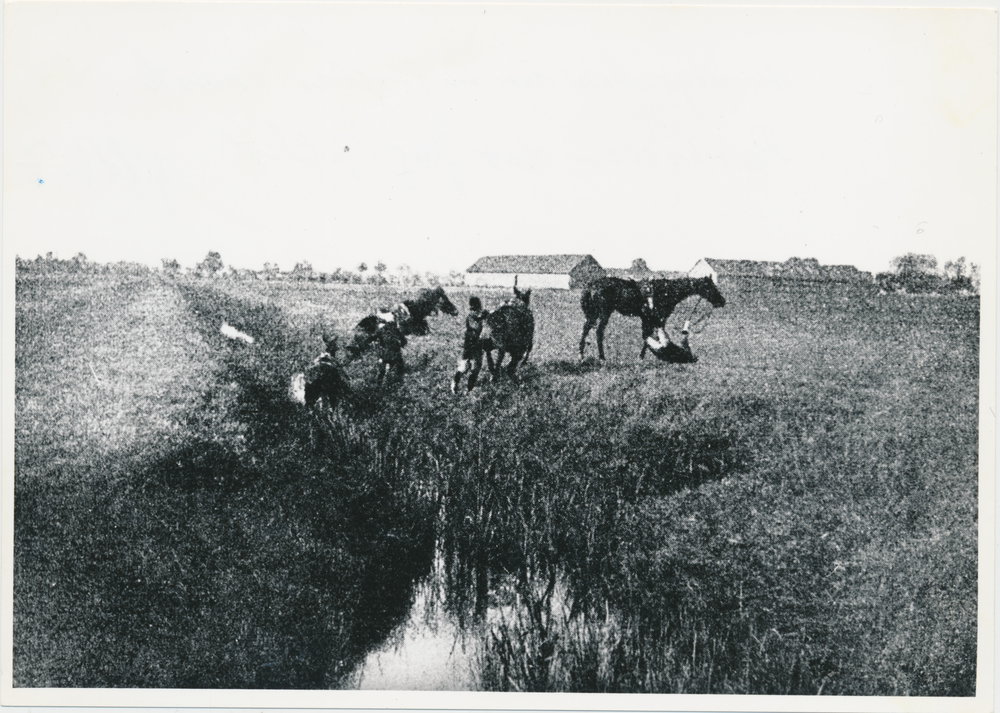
left=346, top=548, right=483, bottom=690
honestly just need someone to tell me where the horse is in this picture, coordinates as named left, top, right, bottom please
left=346, top=286, right=458, bottom=359
left=580, top=275, right=725, bottom=361
left=484, top=286, right=534, bottom=377
left=385, top=285, right=459, bottom=336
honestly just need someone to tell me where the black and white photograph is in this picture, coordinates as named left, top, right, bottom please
left=2, top=2, right=995, bottom=711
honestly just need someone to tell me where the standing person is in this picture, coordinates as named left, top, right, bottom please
left=451, top=296, right=489, bottom=394
left=373, top=318, right=407, bottom=385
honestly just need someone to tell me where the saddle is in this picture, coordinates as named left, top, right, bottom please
left=377, top=302, right=411, bottom=326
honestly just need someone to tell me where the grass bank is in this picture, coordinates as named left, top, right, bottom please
left=14, top=270, right=978, bottom=694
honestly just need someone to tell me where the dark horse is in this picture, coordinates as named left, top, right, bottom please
left=580, top=276, right=725, bottom=360
left=484, top=286, right=535, bottom=376
left=346, top=286, right=458, bottom=360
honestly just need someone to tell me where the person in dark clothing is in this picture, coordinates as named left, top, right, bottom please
left=451, top=296, right=489, bottom=393
left=303, top=335, right=351, bottom=410
left=373, top=318, right=407, bottom=385
left=645, top=320, right=698, bottom=364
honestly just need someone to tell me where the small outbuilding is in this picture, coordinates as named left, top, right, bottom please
left=465, top=254, right=605, bottom=290
left=603, top=258, right=686, bottom=282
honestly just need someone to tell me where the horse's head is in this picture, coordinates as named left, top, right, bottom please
left=435, top=286, right=459, bottom=316
left=695, top=275, right=727, bottom=308
left=321, top=333, right=339, bottom=357
left=512, top=285, right=532, bottom=308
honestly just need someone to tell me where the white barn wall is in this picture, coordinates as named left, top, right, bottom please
left=466, top=273, right=571, bottom=289
left=688, top=259, right=717, bottom=282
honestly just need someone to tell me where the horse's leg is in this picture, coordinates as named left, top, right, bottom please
left=486, top=348, right=497, bottom=375
left=596, top=316, right=610, bottom=361
left=580, top=318, right=596, bottom=360
left=507, top=350, right=524, bottom=376
left=467, top=356, right=482, bottom=392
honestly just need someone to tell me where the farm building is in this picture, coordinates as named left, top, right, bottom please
left=689, top=257, right=874, bottom=299
left=465, top=254, right=605, bottom=289
left=603, top=258, right=686, bottom=282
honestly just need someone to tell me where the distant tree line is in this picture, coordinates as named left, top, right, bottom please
left=16, top=250, right=466, bottom=287
left=15, top=252, right=152, bottom=276
left=877, top=254, right=979, bottom=295
left=184, top=252, right=466, bottom=286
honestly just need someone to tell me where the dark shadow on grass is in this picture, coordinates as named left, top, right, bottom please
left=18, top=282, right=441, bottom=688
left=543, top=358, right=607, bottom=376
left=61, top=423, right=437, bottom=688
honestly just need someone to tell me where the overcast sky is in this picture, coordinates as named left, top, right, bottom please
left=5, top=3, right=996, bottom=276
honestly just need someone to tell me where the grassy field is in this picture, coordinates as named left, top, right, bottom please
left=13, top=266, right=979, bottom=693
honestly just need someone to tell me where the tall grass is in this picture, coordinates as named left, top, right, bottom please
left=14, top=270, right=978, bottom=694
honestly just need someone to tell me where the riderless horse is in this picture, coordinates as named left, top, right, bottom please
left=484, top=285, right=534, bottom=376
left=580, top=276, right=725, bottom=361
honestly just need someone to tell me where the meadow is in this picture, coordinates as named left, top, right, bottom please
left=13, top=266, right=979, bottom=693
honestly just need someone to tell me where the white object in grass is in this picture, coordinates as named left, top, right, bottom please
left=288, top=372, right=307, bottom=405
left=221, top=321, right=255, bottom=344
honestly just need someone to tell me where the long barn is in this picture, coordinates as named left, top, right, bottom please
left=465, top=254, right=605, bottom=289
left=689, top=257, right=875, bottom=299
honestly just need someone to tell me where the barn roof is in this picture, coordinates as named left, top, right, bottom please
left=467, top=254, right=601, bottom=274
left=604, top=267, right=686, bottom=280
left=701, top=258, right=782, bottom=277
left=701, top=257, right=869, bottom=283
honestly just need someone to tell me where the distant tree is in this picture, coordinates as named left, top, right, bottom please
left=161, top=258, right=181, bottom=275
left=292, top=261, right=314, bottom=281
left=375, top=261, right=387, bottom=276
left=196, top=251, right=224, bottom=278
left=447, top=270, right=466, bottom=286
left=888, top=253, right=940, bottom=293
left=875, top=272, right=899, bottom=293
left=397, top=263, right=415, bottom=286
left=262, top=262, right=280, bottom=281
left=65, top=252, right=89, bottom=273
left=943, top=257, right=966, bottom=281
left=943, top=257, right=978, bottom=294
left=357, top=262, right=368, bottom=275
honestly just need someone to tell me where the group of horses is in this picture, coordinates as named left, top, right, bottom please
left=295, top=275, right=725, bottom=412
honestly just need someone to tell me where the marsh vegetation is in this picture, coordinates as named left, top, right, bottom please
left=14, top=265, right=978, bottom=693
